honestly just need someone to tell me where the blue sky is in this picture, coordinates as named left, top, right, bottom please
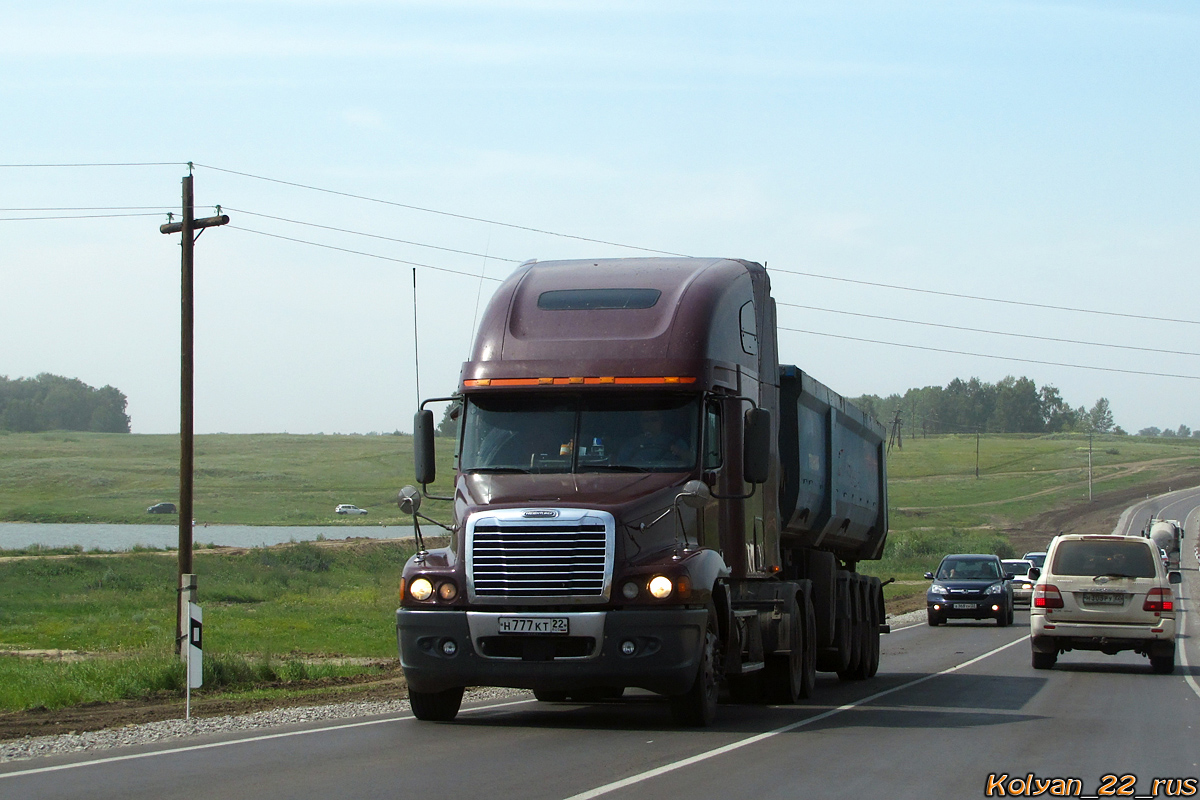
left=1, top=1, right=1197, bottom=434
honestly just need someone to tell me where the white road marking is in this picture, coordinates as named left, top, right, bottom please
left=561, top=635, right=1030, bottom=800
left=0, top=697, right=536, bottom=780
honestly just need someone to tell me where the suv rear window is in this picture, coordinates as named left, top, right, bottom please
left=1051, top=540, right=1156, bottom=578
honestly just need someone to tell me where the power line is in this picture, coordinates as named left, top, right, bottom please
left=777, top=326, right=1200, bottom=381
left=227, top=225, right=508, bottom=282
left=0, top=162, right=183, bottom=168
left=225, top=208, right=523, bottom=265
left=0, top=212, right=173, bottom=222
left=770, top=268, right=1200, bottom=326
left=0, top=206, right=180, bottom=211
left=777, top=302, right=1200, bottom=358
left=194, top=163, right=690, bottom=258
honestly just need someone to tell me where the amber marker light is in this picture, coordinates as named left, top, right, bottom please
left=398, top=577, right=406, bottom=602
left=409, top=577, right=434, bottom=601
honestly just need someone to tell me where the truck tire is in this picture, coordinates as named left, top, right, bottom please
left=765, top=599, right=805, bottom=704
left=533, top=690, right=568, bottom=702
left=863, top=595, right=881, bottom=679
left=799, top=594, right=818, bottom=697
left=409, top=686, right=464, bottom=721
left=670, top=611, right=719, bottom=726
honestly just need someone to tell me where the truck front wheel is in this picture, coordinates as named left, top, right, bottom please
left=410, top=686, right=464, bottom=721
left=670, top=611, right=719, bottom=726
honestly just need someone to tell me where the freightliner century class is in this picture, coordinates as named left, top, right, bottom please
left=396, top=257, right=889, bottom=725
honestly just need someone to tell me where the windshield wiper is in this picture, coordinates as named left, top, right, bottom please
left=1094, top=572, right=1138, bottom=580
left=584, top=464, right=651, bottom=473
left=466, top=467, right=531, bottom=474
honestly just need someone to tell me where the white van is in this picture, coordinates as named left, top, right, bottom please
left=1030, top=534, right=1180, bottom=673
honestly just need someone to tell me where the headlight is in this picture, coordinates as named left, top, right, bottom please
left=437, top=581, right=458, bottom=601
left=985, top=582, right=1005, bottom=595
left=929, top=583, right=948, bottom=595
left=648, top=575, right=674, bottom=599
left=409, top=577, right=434, bottom=601
left=622, top=582, right=639, bottom=600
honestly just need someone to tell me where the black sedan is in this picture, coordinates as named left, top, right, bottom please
left=924, top=553, right=1014, bottom=626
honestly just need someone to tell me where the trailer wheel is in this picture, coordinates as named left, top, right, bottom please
left=799, top=594, right=818, bottom=698
left=671, top=610, right=719, bottom=726
left=533, top=690, right=568, bottom=702
left=409, top=686, right=464, bottom=721
left=864, top=591, right=881, bottom=679
left=765, top=599, right=805, bottom=704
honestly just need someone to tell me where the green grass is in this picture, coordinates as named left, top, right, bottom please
left=0, top=431, right=456, bottom=525
left=0, top=540, right=416, bottom=711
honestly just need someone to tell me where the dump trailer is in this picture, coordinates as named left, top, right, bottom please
left=396, top=257, right=889, bottom=725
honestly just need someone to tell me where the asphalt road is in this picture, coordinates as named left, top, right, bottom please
left=5, top=488, right=1200, bottom=800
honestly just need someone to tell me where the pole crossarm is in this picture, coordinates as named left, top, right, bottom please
left=160, top=214, right=229, bottom=235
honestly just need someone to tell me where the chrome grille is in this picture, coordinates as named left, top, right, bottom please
left=466, top=509, right=615, bottom=604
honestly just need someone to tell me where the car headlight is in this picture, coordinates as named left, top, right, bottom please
left=929, top=583, right=948, bottom=595
left=985, top=582, right=1005, bottom=595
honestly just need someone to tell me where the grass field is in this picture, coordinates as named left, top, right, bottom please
left=0, top=430, right=456, bottom=525
left=1, top=430, right=1197, bottom=714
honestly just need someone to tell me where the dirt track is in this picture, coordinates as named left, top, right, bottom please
left=3, top=467, right=1197, bottom=742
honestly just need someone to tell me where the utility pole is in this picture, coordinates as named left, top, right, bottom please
left=160, top=165, right=228, bottom=656
left=975, top=430, right=981, bottom=479
left=887, top=410, right=903, bottom=453
left=1088, top=433, right=1093, bottom=502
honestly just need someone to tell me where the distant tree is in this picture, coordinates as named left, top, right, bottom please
left=0, top=374, right=129, bottom=433
left=992, top=376, right=1043, bottom=433
left=1086, top=398, right=1114, bottom=434
left=1039, top=385, right=1077, bottom=432
left=1177, top=424, right=1191, bottom=438
left=435, top=401, right=462, bottom=438
left=1113, top=426, right=1128, bottom=436
left=1193, top=429, right=1200, bottom=439
left=1138, top=427, right=1161, bottom=437
left=1162, top=427, right=1178, bottom=438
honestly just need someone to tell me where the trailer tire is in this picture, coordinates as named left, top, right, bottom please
left=765, top=599, right=805, bottom=704
left=864, top=593, right=881, bottom=679
left=799, top=594, right=818, bottom=698
left=670, top=609, right=719, bottom=726
left=409, top=686, right=464, bottom=721
left=533, top=690, right=568, bottom=702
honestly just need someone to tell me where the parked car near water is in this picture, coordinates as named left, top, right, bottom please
left=147, top=502, right=177, bottom=514
left=335, top=504, right=368, bottom=515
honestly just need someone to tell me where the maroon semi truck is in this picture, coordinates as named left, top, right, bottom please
left=396, top=257, right=889, bottom=725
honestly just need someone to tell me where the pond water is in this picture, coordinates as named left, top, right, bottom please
left=0, top=522, right=416, bottom=552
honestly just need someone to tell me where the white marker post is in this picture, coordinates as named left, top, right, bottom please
left=186, top=602, right=203, bottom=720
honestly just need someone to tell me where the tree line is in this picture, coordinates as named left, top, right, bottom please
left=852, top=376, right=1118, bottom=436
left=0, top=374, right=131, bottom=433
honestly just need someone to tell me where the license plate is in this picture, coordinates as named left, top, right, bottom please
left=1082, top=593, right=1125, bottom=605
left=497, top=617, right=569, bottom=634
left=952, top=603, right=977, bottom=610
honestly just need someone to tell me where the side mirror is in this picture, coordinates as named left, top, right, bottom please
left=677, top=479, right=712, bottom=509
left=923, top=571, right=934, bottom=580
left=414, top=409, right=436, bottom=485
left=1169, top=571, right=1182, bottom=585
left=398, top=485, right=422, bottom=516
left=742, top=408, right=771, bottom=484
left=1028, top=567, right=1041, bottom=580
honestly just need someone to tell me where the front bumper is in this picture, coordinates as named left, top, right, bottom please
left=1030, top=613, right=1176, bottom=654
left=927, top=597, right=1006, bottom=620
left=397, top=607, right=708, bottom=695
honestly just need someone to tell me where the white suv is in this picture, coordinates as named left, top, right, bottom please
left=335, top=504, right=368, bottom=515
left=1030, top=534, right=1180, bottom=673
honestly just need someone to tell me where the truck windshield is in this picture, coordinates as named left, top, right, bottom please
left=461, top=394, right=700, bottom=474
